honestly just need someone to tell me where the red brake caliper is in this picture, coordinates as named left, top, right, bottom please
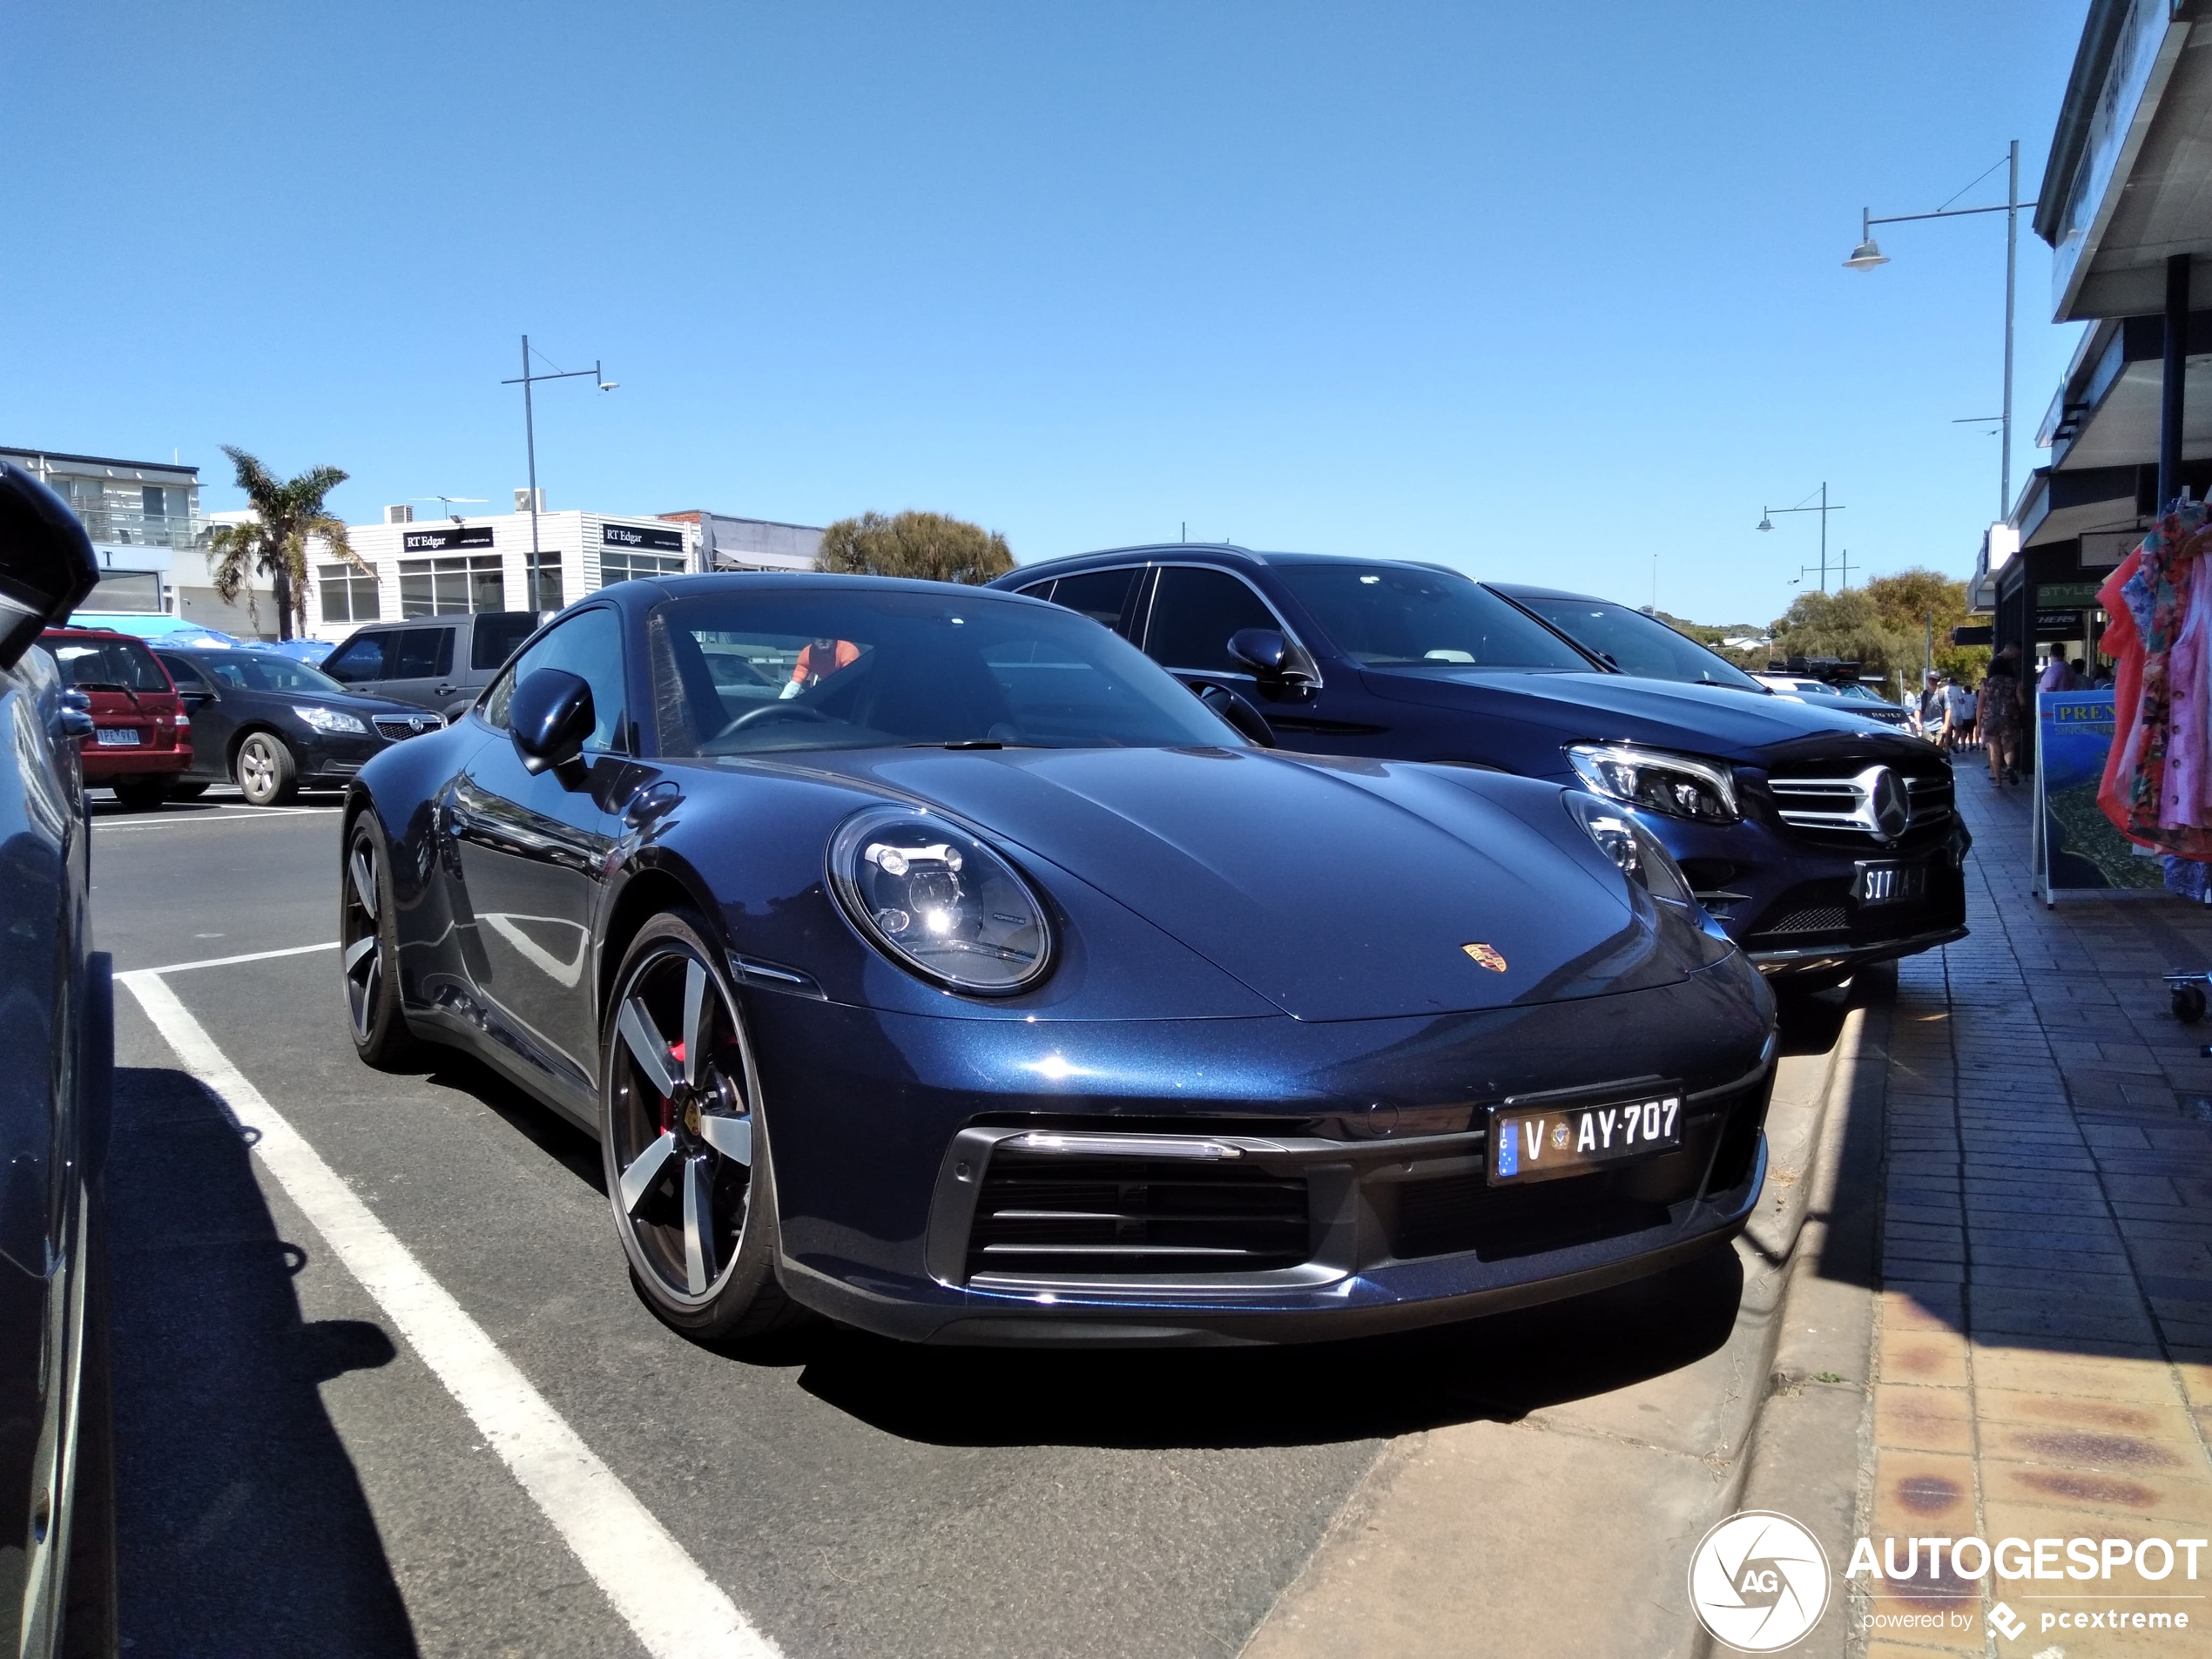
left=660, top=1041, right=686, bottom=1134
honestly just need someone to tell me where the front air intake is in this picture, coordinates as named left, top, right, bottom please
left=964, top=1151, right=1310, bottom=1278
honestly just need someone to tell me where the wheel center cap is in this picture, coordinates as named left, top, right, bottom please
left=682, top=1098, right=702, bottom=1136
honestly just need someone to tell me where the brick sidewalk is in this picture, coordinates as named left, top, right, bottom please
left=1864, top=762, right=2212, bottom=1657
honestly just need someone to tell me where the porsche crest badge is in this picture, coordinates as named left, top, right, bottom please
left=1462, top=943, right=1507, bottom=973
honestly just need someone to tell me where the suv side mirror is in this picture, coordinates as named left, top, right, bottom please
left=509, top=668, right=595, bottom=778
left=0, top=462, right=98, bottom=671
left=1227, top=628, right=1318, bottom=688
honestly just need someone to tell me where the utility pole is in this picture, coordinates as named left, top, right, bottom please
left=501, top=336, right=616, bottom=610
left=1758, top=482, right=1847, bottom=592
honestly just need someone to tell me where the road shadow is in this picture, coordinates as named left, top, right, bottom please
left=775, top=1244, right=1744, bottom=1449
left=419, top=1050, right=605, bottom=1195
left=108, top=1065, right=419, bottom=1656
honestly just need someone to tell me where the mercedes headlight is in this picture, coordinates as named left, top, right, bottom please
left=294, top=705, right=368, bottom=735
left=1565, top=790, right=1696, bottom=907
left=1566, top=743, right=1737, bottom=824
left=828, top=806, right=1052, bottom=994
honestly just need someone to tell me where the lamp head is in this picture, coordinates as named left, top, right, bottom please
left=599, top=381, right=619, bottom=392
left=1844, top=238, right=1889, bottom=271
left=1757, top=515, right=1774, bottom=532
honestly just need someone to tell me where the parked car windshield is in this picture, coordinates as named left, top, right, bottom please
left=182, top=651, right=349, bottom=694
left=649, top=588, right=1245, bottom=755
left=44, top=634, right=171, bottom=692
left=1503, top=594, right=1764, bottom=690
left=1271, top=563, right=1588, bottom=671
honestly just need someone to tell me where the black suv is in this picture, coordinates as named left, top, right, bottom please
left=992, top=544, right=1966, bottom=985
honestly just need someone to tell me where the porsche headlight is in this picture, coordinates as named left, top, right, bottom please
left=1566, top=743, right=1737, bottom=824
left=1565, top=790, right=1696, bottom=908
left=828, top=807, right=1052, bottom=994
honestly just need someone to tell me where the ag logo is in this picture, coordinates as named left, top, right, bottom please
left=1687, top=1510, right=1830, bottom=1652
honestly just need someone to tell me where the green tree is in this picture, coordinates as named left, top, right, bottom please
left=1767, top=589, right=1917, bottom=685
left=207, top=446, right=366, bottom=640
left=1857, top=567, right=1988, bottom=686
left=815, top=510, right=1013, bottom=585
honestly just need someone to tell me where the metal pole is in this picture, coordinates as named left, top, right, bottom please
left=2162, top=253, right=2190, bottom=509
left=2003, top=139, right=2018, bottom=523
left=1819, top=482, right=1828, bottom=593
left=523, top=334, right=541, bottom=590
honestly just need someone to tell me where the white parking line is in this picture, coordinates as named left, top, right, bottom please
left=92, top=806, right=339, bottom=832
left=132, top=941, right=338, bottom=976
left=118, top=970, right=779, bottom=1659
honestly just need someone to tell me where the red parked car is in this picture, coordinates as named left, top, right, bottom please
left=38, top=627, right=192, bottom=810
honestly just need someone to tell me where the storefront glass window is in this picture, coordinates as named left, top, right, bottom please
left=399, top=554, right=504, bottom=617
left=319, top=562, right=380, bottom=624
left=599, top=550, right=686, bottom=587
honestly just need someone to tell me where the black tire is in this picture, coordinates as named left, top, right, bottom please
left=234, top=731, right=298, bottom=806
left=600, top=911, right=799, bottom=1343
left=109, top=778, right=169, bottom=813
left=2175, top=985, right=2207, bottom=1026
left=341, top=813, right=425, bottom=1069
left=167, top=780, right=209, bottom=801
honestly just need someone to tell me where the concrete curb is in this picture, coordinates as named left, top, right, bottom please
left=1690, top=973, right=1892, bottom=1659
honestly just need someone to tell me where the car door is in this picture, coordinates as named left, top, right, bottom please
left=1136, top=562, right=1395, bottom=752
left=153, top=653, right=231, bottom=780
left=377, top=625, right=460, bottom=715
left=320, top=629, right=392, bottom=697
left=444, top=606, right=635, bottom=1099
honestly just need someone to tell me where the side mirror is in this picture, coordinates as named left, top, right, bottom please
left=509, top=667, right=595, bottom=778
left=0, top=462, right=98, bottom=671
left=1227, top=627, right=1318, bottom=689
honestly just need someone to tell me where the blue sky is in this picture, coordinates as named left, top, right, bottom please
left=3, top=2, right=2087, bottom=626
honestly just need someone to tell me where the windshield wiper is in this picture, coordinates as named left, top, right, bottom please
left=75, top=678, right=144, bottom=709
left=907, top=738, right=1007, bottom=750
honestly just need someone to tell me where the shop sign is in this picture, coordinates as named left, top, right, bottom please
left=2033, top=691, right=2164, bottom=900
left=2037, top=581, right=2103, bottom=608
left=401, top=526, right=495, bottom=553
left=601, top=523, right=685, bottom=553
left=2080, top=528, right=2145, bottom=570
left=2036, top=608, right=2088, bottom=638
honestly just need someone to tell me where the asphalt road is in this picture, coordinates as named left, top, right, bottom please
left=94, top=784, right=1777, bottom=1658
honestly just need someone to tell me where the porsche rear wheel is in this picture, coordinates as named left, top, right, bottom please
left=601, top=913, right=797, bottom=1341
left=341, top=814, right=422, bottom=1069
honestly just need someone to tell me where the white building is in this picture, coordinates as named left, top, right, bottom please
left=304, top=502, right=704, bottom=643
left=0, top=446, right=209, bottom=615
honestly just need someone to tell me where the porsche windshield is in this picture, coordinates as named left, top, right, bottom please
left=1273, top=563, right=1588, bottom=671
left=649, top=590, right=1244, bottom=754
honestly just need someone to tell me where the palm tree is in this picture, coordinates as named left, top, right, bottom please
left=208, top=446, right=369, bottom=640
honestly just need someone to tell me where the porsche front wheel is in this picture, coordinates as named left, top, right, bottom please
left=601, top=913, right=797, bottom=1341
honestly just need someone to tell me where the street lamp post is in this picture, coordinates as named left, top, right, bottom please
left=1845, top=140, right=2038, bottom=521
left=501, top=335, right=617, bottom=610
left=1758, top=482, right=1847, bottom=591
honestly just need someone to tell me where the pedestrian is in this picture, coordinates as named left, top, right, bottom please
left=1944, top=674, right=1977, bottom=752
left=1918, top=673, right=1945, bottom=739
left=1979, top=644, right=2027, bottom=785
left=2038, top=653, right=2077, bottom=693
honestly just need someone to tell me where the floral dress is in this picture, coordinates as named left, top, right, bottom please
left=1978, top=670, right=2023, bottom=741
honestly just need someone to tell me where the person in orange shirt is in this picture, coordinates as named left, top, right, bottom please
left=779, top=636, right=860, bottom=698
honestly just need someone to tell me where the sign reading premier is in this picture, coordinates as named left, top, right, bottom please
left=401, top=526, right=495, bottom=553
left=601, top=523, right=685, bottom=553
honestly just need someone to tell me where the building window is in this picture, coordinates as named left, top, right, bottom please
left=527, top=550, right=564, bottom=612
left=599, top=550, right=686, bottom=587
left=319, top=562, right=379, bottom=624
left=142, top=484, right=167, bottom=520
left=399, top=555, right=503, bottom=617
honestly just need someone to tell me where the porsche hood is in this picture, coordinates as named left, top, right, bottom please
left=834, top=746, right=1693, bottom=1022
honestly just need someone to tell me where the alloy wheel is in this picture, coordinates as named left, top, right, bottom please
left=605, top=942, right=756, bottom=1305
left=238, top=737, right=276, bottom=804
left=341, top=832, right=383, bottom=1042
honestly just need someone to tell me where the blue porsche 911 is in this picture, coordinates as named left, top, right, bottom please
left=340, top=574, right=1778, bottom=1345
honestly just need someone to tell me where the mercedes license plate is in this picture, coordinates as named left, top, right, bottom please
left=93, top=727, right=141, bottom=747
left=1852, top=860, right=1927, bottom=907
left=1489, top=1086, right=1683, bottom=1185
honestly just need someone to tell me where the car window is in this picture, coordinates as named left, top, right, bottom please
left=646, top=589, right=1239, bottom=756
left=323, top=631, right=390, bottom=682
left=189, top=652, right=350, bottom=693
left=1504, top=595, right=1762, bottom=689
left=486, top=607, right=627, bottom=752
left=470, top=612, right=540, bottom=671
left=1042, top=567, right=1140, bottom=636
left=47, top=635, right=171, bottom=692
left=1143, top=567, right=1282, bottom=672
left=155, top=653, right=210, bottom=689
left=1274, top=564, right=1588, bottom=671
left=391, top=627, right=453, bottom=679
